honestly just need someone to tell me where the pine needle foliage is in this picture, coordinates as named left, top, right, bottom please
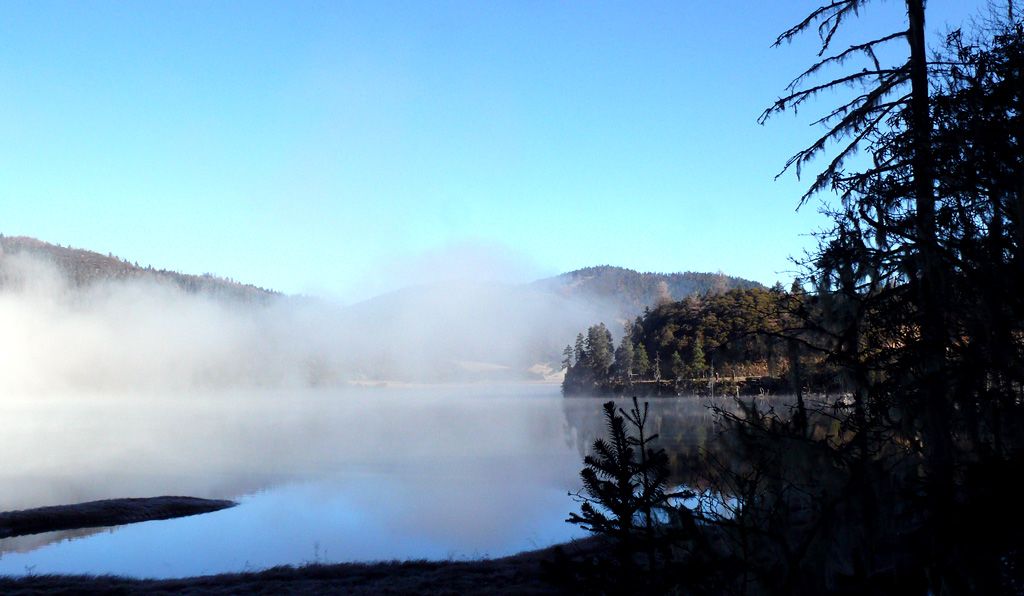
left=568, top=397, right=671, bottom=571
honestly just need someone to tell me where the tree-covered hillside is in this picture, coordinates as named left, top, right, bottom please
left=533, top=265, right=764, bottom=320
left=0, top=235, right=277, bottom=303
left=563, top=286, right=834, bottom=395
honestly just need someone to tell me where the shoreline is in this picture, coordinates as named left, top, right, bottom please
left=0, top=533, right=597, bottom=595
left=0, top=496, right=595, bottom=593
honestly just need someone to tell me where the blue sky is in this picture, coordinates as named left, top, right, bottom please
left=0, top=1, right=986, bottom=300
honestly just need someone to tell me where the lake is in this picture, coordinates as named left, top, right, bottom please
left=0, top=385, right=729, bottom=578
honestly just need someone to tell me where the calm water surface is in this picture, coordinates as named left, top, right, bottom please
left=0, top=385, right=724, bottom=578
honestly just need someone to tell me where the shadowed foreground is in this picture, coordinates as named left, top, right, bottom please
left=0, top=539, right=601, bottom=595
left=0, top=497, right=237, bottom=538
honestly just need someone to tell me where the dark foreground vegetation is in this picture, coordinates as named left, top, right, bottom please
left=0, top=497, right=236, bottom=539
left=562, top=2, right=1024, bottom=594
left=0, top=539, right=608, bottom=595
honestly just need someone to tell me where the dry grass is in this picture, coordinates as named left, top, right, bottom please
left=0, top=539, right=603, bottom=595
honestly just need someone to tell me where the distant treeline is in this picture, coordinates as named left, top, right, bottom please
left=0, top=235, right=277, bottom=303
left=562, top=286, right=839, bottom=396
left=535, top=265, right=763, bottom=318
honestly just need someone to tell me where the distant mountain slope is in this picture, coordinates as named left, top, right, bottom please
left=0, top=235, right=277, bottom=303
left=0, top=235, right=768, bottom=383
left=338, top=280, right=614, bottom=381
left=532, top=265, right=764, bottom=319
left=337, top=268, right=767, bottom=381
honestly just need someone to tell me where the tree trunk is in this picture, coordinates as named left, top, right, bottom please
left=907, top=1, right=957, bottom=586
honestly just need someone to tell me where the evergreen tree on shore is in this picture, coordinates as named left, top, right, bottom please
left=613, top=335, right=635, bottom=381
left=635, top=344, right=650, bottom=380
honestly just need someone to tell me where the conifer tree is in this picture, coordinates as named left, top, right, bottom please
left=670, top=351, right=685, bottom=380
left=635, top=344, right=651, bottom=379
left=574, top=333, right=585, bottom=364
left=567, top=398, right=671, bottom=575
left=561, top=344, right=574, bottom=370
left=614, top=336, right=635, bottom=381
left=688, top=335, right=708, bottom=378
left=585, top=323, right=615, bottom=378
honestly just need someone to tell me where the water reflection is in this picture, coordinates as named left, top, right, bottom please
left=0, top=387, right=763, bottom=577
left=560, top=394, right=792, bottom=486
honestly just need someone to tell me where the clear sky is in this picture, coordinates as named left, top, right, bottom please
left=0, top=1, right=987, bottom=300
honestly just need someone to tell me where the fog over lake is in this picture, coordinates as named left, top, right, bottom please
left=0, top=250, right=623, bottom=392
left=0, top=246, right=740, bottom=578
left=0, top=385, right=732, bottom=577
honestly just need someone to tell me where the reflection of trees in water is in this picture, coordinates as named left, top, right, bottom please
left=558, top=395, right=927, bottom=594
left=0, top=526, right=108, bottom=557
left=560, top=395, right=796, bottom=488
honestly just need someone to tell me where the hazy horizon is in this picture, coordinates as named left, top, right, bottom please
left=0, top=249, right=636, bottom=392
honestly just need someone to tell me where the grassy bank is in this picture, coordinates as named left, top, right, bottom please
left=0, top=538, right=600, bottom=595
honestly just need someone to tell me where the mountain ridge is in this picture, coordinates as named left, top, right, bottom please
left=0, top=235, right=278, bottom=303
left=0, top=235, right=771, bottom=383
left=532, top=264, right=764, bottom=319
left=2, top=235, right=763, bottom=312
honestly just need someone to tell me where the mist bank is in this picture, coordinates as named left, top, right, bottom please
left=1, top=252, right=316, bottom=392
left=0, top=237, right=764, bottom=393
left=0, top=385, right=580, bottom=564
left=0, top=252, right=619, bottom=393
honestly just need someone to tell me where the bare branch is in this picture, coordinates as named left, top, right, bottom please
left=760, top=68, right=906, bottom=124
left=773, top=1, right=853, bottom=47
left=789, top=31, right=909, bottom=91
left=810, top=95, right=909, bottom=128
left=772, top=76, right=906, bottom=205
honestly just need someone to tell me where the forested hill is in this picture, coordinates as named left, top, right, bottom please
left=0, top=235, right=278, bottom=303
left=562, top=286, right=837, bottom=396
left=532, top=265, right=764, bottom=318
